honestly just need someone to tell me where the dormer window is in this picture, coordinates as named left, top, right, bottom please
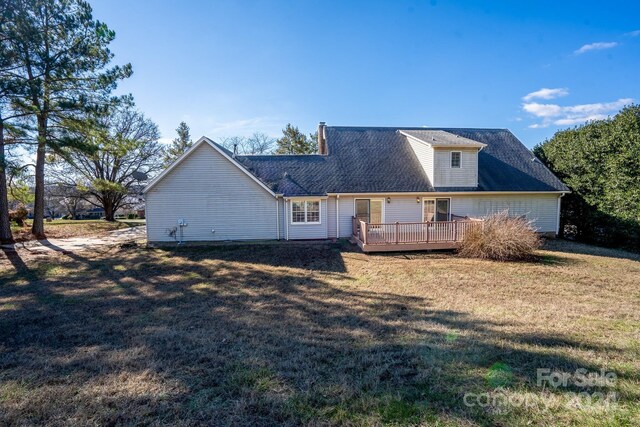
left=451, top=151, right=461, bottom=168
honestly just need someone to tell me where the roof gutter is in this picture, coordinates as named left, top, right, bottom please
left=326, top=191, right=570, bottom=196
left=283, top=195, right=329, bottom=200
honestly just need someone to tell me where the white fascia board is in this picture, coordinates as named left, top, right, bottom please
left=284, top=196, right=329, bottom=200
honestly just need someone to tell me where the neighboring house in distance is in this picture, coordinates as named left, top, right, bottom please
left=144, top=124, right=569, bottom=251
left=76, top=207, right=105, bottom=220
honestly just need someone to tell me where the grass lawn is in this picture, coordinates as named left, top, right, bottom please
left=0, top=240, right=639, bottom=425
left=9, top=219, right=144, bottom=241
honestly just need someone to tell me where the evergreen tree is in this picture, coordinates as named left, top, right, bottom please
left=164, top=121, right=193, bottom=166
left=534, top=104, right=640, bottom=247
left=4, top=0, right=131, bottom=238
left=275, top=124, right=317, bottom=154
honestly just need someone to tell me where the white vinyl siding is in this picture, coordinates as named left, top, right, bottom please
left=327, top=197, right=337, bottom=239
left=433, top=148, right=478, bottom=187
left=146, top=143, right=277, bottom=242
left=338, top=196, right=355, bottom=238
left=406, top=137, right=434, bottom=184
left=384, top=196, right=422, bottom=223
left=450, top=194, right=559, bottom=232
left=286, top=199, right=328, bottom=240
left=334, top=193, right=560, bottom=237
left=278, top=198, right=286, bottom=239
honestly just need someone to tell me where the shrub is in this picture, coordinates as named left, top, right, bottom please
left=458, top=211, right=541, bottom=261
left=127, top=213, right=138, bottom=219
left=9, top=205, right=29, bottom=227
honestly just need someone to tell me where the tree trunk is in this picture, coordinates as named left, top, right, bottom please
left=31, top=115, right=47, bottom=239
left=103, top=198, right=115, bottom=221
left=0, top=119, right=13, bottom=244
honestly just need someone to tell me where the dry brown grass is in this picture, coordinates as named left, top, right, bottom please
left=459, top=212, right=541, bottom=261
left=0, top=240, right=639, bottom=426
left=10, top=220, right=138, bottom=242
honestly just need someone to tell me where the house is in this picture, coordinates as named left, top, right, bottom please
left=143, top=124, right=569, bottom=251
left=76, top=207, right=105, bottom=220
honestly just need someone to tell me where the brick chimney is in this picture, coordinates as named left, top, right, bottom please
left=318, top=122, right=327, bottom=155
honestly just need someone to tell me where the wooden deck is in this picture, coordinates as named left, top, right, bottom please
left=351, top=217, right=483, bottom=252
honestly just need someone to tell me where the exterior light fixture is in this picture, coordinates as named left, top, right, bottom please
left=416, top=197, right=421, bottom=203
left=387, top=197, right=391, bottom=204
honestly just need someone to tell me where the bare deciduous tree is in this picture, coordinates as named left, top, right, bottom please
left=50, top=105, right=163, bottom=221
left=218, top=132, right=275, bottom=155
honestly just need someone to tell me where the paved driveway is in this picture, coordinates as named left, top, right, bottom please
left=1, top=226, right=146, bottom=257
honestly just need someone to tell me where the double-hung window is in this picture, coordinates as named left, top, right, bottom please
left=291, top=200, right=321, bottom=224
left=451, top=151, right=461, bottom=168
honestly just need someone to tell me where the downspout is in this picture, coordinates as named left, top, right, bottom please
left=285, top=199, right=289, bottom=241
left=476, top=146, right=484, bottom=187
left=336, top=194, right=340, bottom=238
left=275, top=198, right=280, bottom=240
left=556, top=193, right=565, bottom=237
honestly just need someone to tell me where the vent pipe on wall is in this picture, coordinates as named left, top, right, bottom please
left=318, top=122, right=327, bottom=155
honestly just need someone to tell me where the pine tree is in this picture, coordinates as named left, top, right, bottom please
left=4, top=0, right=131, bottom=238
left=164, top=122, right=193, bottom=166
left=275, top=124, right=317, bottom=154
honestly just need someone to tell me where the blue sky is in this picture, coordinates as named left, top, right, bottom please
left=91, top=0, right=639, bottom=148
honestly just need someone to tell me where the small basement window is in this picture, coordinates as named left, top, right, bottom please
left=291, top=200, right=321, bottom=224
left=451, top=151, right=461, bottom=168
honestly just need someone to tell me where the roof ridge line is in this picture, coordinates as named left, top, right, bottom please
left=326, top=125, right=510, bottom=131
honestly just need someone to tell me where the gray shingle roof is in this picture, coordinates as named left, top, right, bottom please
left=401, top=130, right=487, bottom=148
left=229, top=126, right=568, bottom=196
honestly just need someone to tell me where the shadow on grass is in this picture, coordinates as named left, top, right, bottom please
left=542, top=239, right=640, bottom=262
left=0, top=244, right=636, bottom=425
left=1, top=247, right=28, bottom=270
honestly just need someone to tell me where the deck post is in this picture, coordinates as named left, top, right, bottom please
left=454, top=221, right=458, bottom=241
left=362, top=221, right=368, bottom=245
left=395, top=222, right=399, bottom=244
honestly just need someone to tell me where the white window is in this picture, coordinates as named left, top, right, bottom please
left=291, top=200, right=321, bottom=224
left=451, top=151, right=461, bottom=168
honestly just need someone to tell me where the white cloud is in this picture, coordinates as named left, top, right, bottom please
left=522, top=102, right=563, bottom=118
left=522, top=88, right=569, bottom=101
left=553, top=115, right=609, bottom=126
left=522, top=98, right=633, bottom=128
left=625, top=30, right=640, bottom=37
left=574, top=42, right=618, bottom=54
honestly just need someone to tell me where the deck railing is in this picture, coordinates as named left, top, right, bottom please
left=352, top=217, right=483, bottom=246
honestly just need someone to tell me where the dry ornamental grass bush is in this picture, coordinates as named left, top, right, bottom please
left=458, top=211, right=541, bottom=261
